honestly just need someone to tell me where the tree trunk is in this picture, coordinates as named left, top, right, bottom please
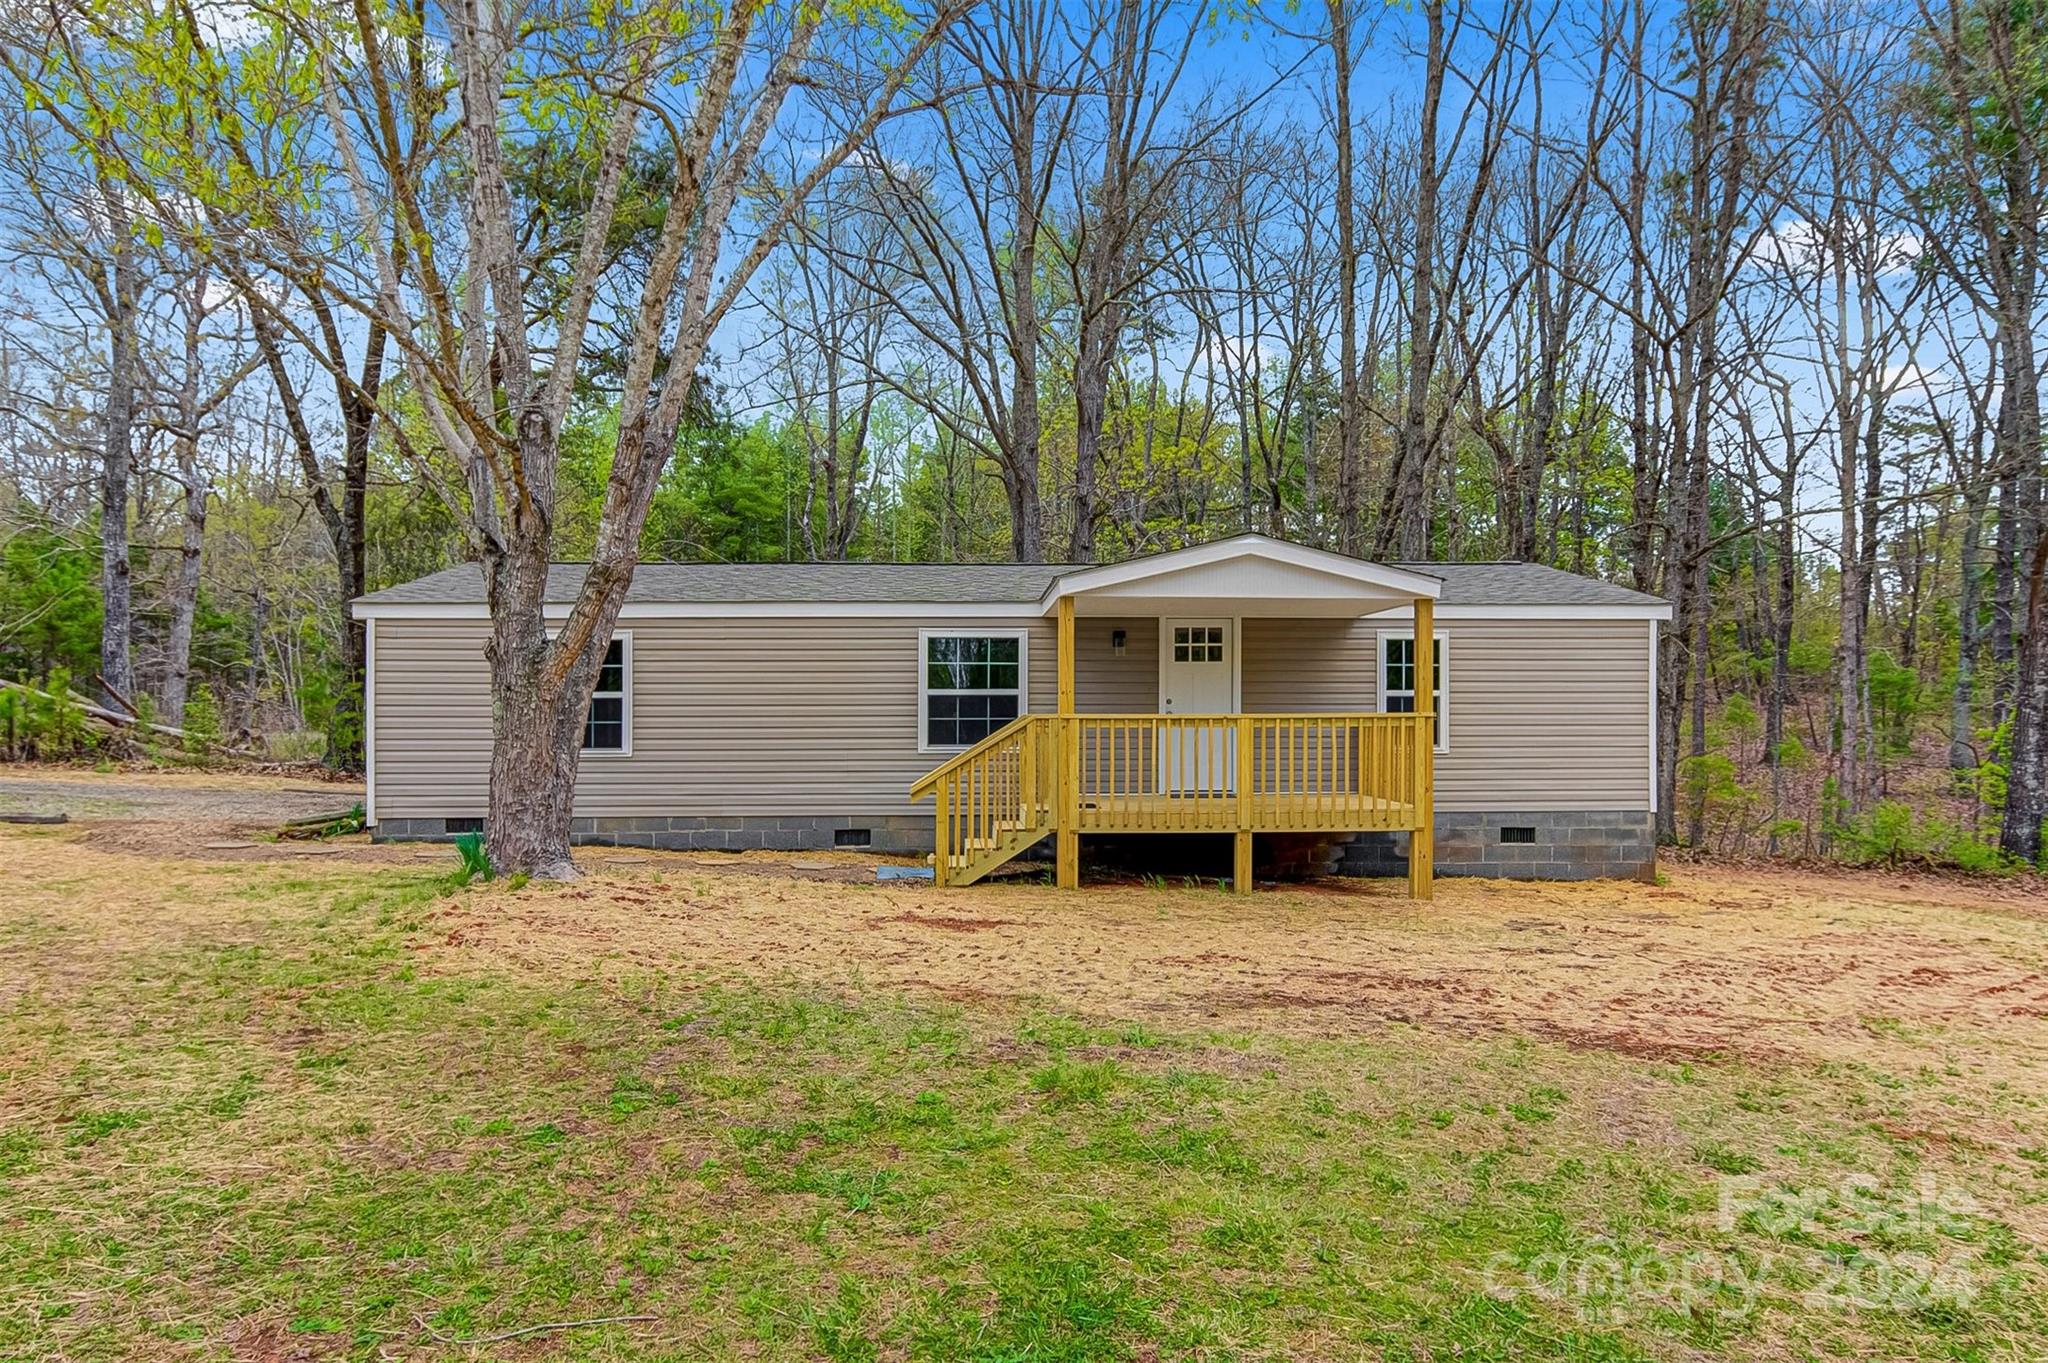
left=1998, top=327, right=2046, bottom=862
left=1387, top=0, right=1444, bottom=561
left=1767, top=467, right=1795, bottom=853
left=481, top=541, right=586, bottom=880
left=97, top=181, right=140, bottom=710
left=1329, top=0, right=1360, bottom=553
left=163, top=454, right=208, bottom=724
left=1992, top=464, right=2019, bottom=726
left=1952, top=482, right=1987, bottom=772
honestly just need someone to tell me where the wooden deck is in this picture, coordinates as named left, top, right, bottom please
left=911, top=709, right=1436, bottom=892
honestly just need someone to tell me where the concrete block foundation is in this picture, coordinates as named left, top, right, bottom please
left=371, top=813, right=932, bottom=854
left=373, top=808, right=1657, bottom=881
left=1335, top=809, right=1657, bottom=882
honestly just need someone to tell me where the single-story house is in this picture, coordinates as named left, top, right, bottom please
left=352, top=534, right=1671, bottom=895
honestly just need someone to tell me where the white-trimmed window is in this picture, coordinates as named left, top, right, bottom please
left=583, top=635, right=630, bottom=754
left=1377, top=630, right=1448, bottom=752
left=919, top=630, right=1027, bottom=751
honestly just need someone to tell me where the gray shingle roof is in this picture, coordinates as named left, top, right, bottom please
left=357, top=561, right=1082, bottom=605
left=358, top=557, right=1666, bottom=609
left=1392, top=561, right=1668, bottom=608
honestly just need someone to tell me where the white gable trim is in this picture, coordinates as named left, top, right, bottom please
left=1039, top=534, right=1442, bottom=611
left=362, top=617, right=376, bottom=826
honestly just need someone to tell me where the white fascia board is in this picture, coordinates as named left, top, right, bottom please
left=352, top=600, right=1048, bottom=621
left=352, top=597, right=1671, bottom=623
left=1363, top=602, right=1673, bottom=622
left=1040, top=534, right=1444, bottom=611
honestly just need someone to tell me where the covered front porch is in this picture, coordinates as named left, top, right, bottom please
left=911, top=537, right=1441, bottom=897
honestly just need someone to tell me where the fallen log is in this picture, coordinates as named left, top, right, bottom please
left=0, top=678, right=262, bottom=760
left=0, top=812, right=67, bottom=824
left=94, top=673, right=143, bottom=720
left=1, top=677, right=187, bottom=738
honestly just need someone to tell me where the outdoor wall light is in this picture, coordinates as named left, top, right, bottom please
left=1111, top=628, right=1127, bottom=656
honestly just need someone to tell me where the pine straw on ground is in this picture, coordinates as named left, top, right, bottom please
left=20, top=826, right=2048, bottom=1099
left=5, top=823, right=2048, bottom=1360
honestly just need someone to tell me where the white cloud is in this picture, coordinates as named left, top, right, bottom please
left=1755, top=217, right=1923, bottom=278
left=1199, top=333, right=1272, bottom=372
left=1879, top=363, right=1949, bottom=399
left=190, top=0, right=267, bottom=51
left=199, top=274, right=298, bottom=320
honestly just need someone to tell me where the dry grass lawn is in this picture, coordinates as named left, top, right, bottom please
left=4, top=810, right=2047, bottom=1361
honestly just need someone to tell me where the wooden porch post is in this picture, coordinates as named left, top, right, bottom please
left=1409, top=595, right=1435, bottom=901
left=1055, top=595, right=1079, bottom=889
left=1234, top=713, right=1253, bottom=894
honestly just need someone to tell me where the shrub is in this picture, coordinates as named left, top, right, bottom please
left=263, top=730, right=329, bottom=763
left=1722, top=693, right=1761, bottom=763
left=1834, top=798, right=2012, bottom=875
left=7, top=668, right=93, bottom=759
left=0, top=687, right=21, bottom=760
left=182, top=685, right=222, bottom=761
left=1678, top=752, right=1758, bottom=850
left=130, top=692, right=161, bottom=762
left=1867, top=649, right=1924, bottom=753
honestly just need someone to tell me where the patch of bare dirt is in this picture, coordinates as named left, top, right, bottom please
left=0, top=764, right=361, bottom=824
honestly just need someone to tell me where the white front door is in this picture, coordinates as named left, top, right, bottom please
left=1159, top=618, right=1236, bottom=794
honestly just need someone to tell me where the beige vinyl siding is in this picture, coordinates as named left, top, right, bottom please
left=371, top=609, right=1650, bottom=822
left=372, top=615, right=1055, bottom=820
left=1243, top=616, right=1650, bottom=811
left=1073, top=616, right=1157, bottom=712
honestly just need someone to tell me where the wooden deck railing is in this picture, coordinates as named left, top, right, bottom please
left=911, top=712, right=1433, bottom=885
left=1070, top=713, right=1428, bottom=833
left=908, top=715, right=1054, bottom=887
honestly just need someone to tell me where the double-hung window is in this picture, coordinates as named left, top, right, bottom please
left=1377, top=631, right=1447, bottom=752
left=919, top=631, right=1027, bottom=750
left=583, top=636, right=630, bottom=754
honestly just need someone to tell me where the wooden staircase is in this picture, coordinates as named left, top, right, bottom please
left=908, top=716, right=1056, bottom=886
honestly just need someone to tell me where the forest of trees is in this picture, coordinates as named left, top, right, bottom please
left=0, top=0, right=2042, bottom=874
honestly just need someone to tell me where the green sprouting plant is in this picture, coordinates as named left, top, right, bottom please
left=311, top=804, right=367, bottom=839
left=453, top=832, right=494, bottom=885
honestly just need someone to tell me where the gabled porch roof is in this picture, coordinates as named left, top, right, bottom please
left=1040, top=533, right=1441, bottom=618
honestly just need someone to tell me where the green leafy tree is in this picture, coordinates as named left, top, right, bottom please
left=0, top=526, right=102, bottom=681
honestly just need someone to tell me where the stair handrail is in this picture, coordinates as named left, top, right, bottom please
left=908, top=713, right=1042, bottom=800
